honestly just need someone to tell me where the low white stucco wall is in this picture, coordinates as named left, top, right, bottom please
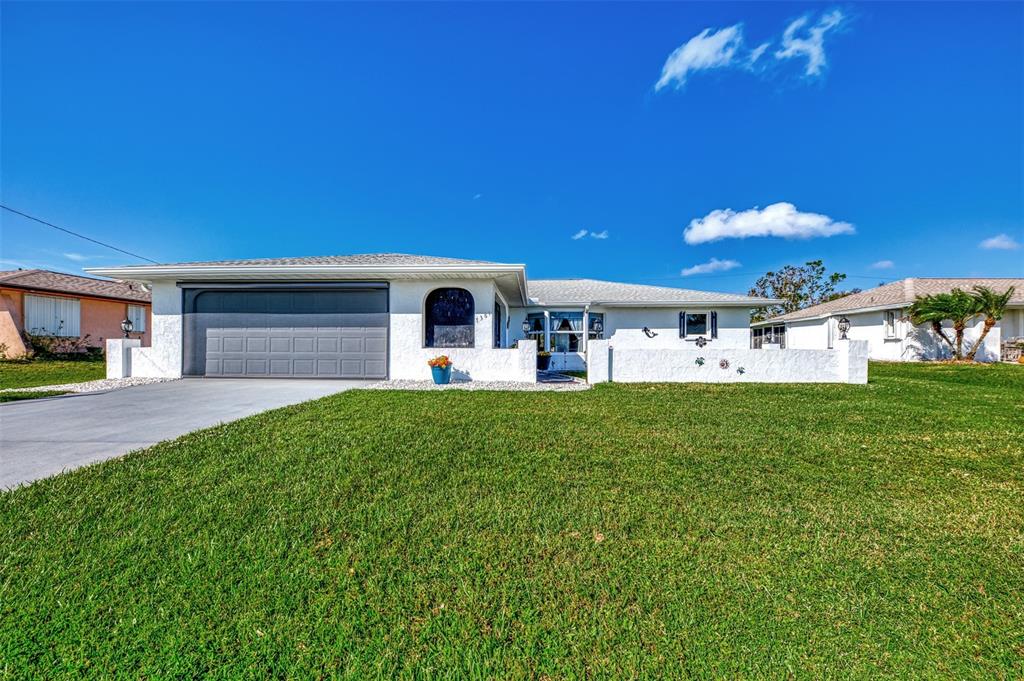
left=389, top=342, right=537, bottom=382
left=588, top=339, right=868, bottom=384
left=105, top=338, right=141, bottom=378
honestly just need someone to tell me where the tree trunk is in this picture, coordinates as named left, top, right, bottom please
left=966, top=317, right=996, bottom=361
left=953, top=321, right=965, bottom=360
left=931, top=320, right=955, bottom=352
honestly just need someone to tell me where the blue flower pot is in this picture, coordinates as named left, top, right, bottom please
left=431, top=364, right=452, bottom=385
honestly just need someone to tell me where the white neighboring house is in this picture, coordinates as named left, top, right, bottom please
left=88, top=253, right=777, bottom=382
left=751, top=278, right=1024, bottom=362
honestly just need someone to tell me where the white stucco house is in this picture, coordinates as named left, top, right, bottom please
left=751, top=278, right=1024, bottom=362
left=89, top=253, right=780, bottom=382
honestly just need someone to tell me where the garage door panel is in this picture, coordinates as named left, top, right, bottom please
left=341, top=337, right=363, bottom=353
left=317, top=337, right=339, bottom=353
left=222, top=359, right=244, bottom=374
left=317, top=359, right=338, bottom=374
left=189, top=288, right=388, bottom=378
left=270, top=359, right=292, bottom=375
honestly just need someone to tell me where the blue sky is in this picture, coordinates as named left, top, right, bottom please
left=2, top=1, right=1022, bottom=293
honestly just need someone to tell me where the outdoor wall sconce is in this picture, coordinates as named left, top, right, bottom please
left=643, top=326, right=658, bottom=338
left=120, top=317, right=134, bottom=338
left=522, top=319, right=531, bottom=334
left=592, top=319, right=603, bottom=334
left=838, top=316, right=851, bottom=340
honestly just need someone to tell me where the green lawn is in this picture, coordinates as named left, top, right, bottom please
left=1, top=363, right=1022, bottom=677
left=0, top=390, right=70, bottom=403
left=0, top=357, right=105, bottom=389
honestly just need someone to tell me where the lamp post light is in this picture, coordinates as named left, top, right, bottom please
left=121, top=317, right=134, bottom=338
left=838, top=316, right=851, bottom=341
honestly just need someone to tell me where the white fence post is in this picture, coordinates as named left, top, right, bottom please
left=588, top=340, right=611, bottom=383
left=106, top=338, right=141, bottom=379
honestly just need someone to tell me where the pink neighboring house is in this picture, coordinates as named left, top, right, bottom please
left=0, top=269, right=151, bottom=358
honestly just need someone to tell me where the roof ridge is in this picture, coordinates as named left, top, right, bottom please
left=758, top=275, right=1024, bottom=324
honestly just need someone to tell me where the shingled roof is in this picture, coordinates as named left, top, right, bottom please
left=104, top=253, right=513, bottom=268
left=756, top=277, right=1023, bottom=324
left=528, top=278, right=778, bottom=306
left=0, top=269, right=151, bottom=303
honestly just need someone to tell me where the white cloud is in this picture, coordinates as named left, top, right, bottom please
left=979, top=233, right=1021, bottom=250
left=684, top=202, right=854, bottom=244
left=472, top=193, right=482, bottom=200
left=655, top=8, right=847, bottom=91
left=775, top=9, right=846, bottom=76
left=572, top=229, right=609, bottom=241
left=748, top=42, right=770, bottom=65
left=681, top=257, right=742, bottom=276
left=63, top=252, right=91, bottom=262
left=870, top=260, right=895, bottom=269
left=655, top=25, right=745, bottom=90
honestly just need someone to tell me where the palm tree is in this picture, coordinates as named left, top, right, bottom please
left=965, top=286, right=1016, bottom=361
left=909, top=289, right=980, bottom=360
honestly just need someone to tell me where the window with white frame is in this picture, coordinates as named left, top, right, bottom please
left=679, top=310, right=718, bottom=338
left=128, top=304, right=147, bottom=333
left=751, top=325, right=786, bottom=349
left=24, top=294, right=81, bottom=337
left=884, top=309, right=898, bottom=339
left=549, top=311, right=584, bottom=352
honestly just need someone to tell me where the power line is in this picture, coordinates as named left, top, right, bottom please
left=0, top=204, right=160, bottom=264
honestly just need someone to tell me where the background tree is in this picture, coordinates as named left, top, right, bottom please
left=965, top=285, right=1015, bottom=361
left=748, top=260, right=853, bottom=322
left=909, top=289, right=980, bottom=361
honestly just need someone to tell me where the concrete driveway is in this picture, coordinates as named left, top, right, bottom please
left=1, top=379, right=365, bottom=489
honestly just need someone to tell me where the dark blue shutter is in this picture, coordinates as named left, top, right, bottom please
left=711, top=311, right=718, bottom=339
left=679, top=311, right=686, bottom=337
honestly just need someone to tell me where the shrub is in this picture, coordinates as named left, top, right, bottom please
left=22, top=332, right=101, bottom=360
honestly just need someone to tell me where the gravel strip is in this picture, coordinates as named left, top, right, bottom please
left=358, top=379, right=590, bottom=392
left=0, top=377, right=175, bottom=394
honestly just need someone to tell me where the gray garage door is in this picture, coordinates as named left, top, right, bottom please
left=184, top=287, right=388, bottom=378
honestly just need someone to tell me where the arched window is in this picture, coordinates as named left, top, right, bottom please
left=425, top=288, right=474, bottom=348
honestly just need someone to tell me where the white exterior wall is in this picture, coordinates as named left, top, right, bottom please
left=603, top=307, right=751, bottom=349
left=1000, top=308, right=1024, bottom=339
left=134, top=279, right=183, bottom=378
left=505, top=305, right=755, bottom=372
left=783, top=318, right=825, bottom=350
left=388, top=279, right=534, bottom=381
left=588, top=339, right=868, bottom=384
left=777, top=308, right=1010, bottom=362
